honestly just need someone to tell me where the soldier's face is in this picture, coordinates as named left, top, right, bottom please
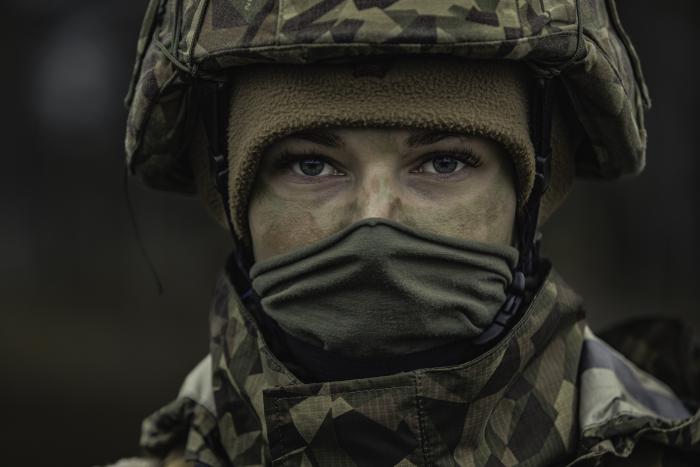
left=248, top=128, right=517, bottom=262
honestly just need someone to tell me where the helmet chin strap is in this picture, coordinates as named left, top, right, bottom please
left=198, top=79, right=255, bottom=297
left=474, top=77, right=553, bottom=346
left=200, top=76, right=554, bottom=348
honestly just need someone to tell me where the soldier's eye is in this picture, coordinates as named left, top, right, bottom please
left=296, top=158, right=325, bottom=176
left=429, top=155, right=462, bottom=174
left=411, top=151, right=482, bottom=175
left=278, top=152, right=345, bottom=177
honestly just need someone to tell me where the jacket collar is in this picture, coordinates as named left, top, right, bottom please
left=207, top=265, right=586, bottom=466
left=141, top=267, right=698, bottom=466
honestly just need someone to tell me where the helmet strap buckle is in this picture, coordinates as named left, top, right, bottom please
left=475, top=77, right=554, bottom=346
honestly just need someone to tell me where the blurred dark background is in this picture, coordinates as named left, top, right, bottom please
left=1, top=1, right=698, bottom=466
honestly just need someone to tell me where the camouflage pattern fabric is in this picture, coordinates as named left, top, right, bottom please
left=599, top=317, right=700, bottom=408
left=139, top=267, right=700, bottom=466
left=124, top=0, right=650, bottom=196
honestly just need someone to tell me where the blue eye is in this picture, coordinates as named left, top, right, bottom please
left=297, top=158, right=325, bottom=176
left=431, top=156, right=461, bottom=173
left=412, top=151, right=482, bottom=175
left=280, top=153, right=344, bottom=177
left=419, top=155, right=466, bottom=174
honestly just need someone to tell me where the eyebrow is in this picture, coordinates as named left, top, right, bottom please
left=287, top=130, right=344, bottom=149
left=406, top=131, right=467, bottom=148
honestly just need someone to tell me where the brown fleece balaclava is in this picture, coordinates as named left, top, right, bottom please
left=191, top=57, right=577, bottom=246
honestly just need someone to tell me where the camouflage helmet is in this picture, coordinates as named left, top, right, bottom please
left=124, top=0, right=649, bottom=195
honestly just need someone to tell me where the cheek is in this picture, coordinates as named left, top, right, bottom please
left=400, top=167, right=517, bottom=246
left=248, top=179, right=349, bottom=261
left=470, top=181, right=517, bottom=245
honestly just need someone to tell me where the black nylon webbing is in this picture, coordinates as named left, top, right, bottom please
left=474, top=77, right=553, bottom=346
left=199, top=80, right=254, bottom=294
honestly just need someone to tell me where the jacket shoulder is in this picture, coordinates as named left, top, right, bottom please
left=599, top=317, right=700, bottom=405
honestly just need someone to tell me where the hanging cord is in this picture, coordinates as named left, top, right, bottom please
left=197, top=79, right=255, bottom=297
left=474, top=77, right=553, bottom=346
left=123, top=166, right=164, bottom=295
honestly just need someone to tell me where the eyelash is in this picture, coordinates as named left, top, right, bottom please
left=416, top=150, right=483, bottom=171
left=275, top=149, right=483, bottom=175
left=276, top=150, right=340, bottom=171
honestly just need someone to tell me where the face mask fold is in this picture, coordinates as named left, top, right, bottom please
left=249, top=218, right=518, bottom=359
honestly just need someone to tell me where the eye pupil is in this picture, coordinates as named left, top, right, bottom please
left=299, top=158, right=324, bottom=176
left=432, top=156, right=458, bottom=173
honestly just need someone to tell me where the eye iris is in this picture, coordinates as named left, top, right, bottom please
left=299, top=159, right=324, bottom=176
left=432, top=156, right=458, bottom=173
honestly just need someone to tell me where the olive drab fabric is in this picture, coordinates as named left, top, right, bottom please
left=125, top=0, right=649, bottom=195
left=249, top=217, right=518, bottom=357
left=139, top=267, right=700, bottom=466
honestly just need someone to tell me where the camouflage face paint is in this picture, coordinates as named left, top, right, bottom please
left=248, top=128, right=517, bottom=262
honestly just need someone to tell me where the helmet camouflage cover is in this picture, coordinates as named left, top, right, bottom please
left=124, top=0, right=650, bottom=194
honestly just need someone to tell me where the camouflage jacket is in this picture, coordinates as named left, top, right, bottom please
left=139, top=267, right=700, bottom=466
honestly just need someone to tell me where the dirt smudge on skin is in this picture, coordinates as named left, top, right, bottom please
left=248, top=128, right=518, bottom=262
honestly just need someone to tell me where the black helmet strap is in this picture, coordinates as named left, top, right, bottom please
left=520, top=77, right=553, bottom=276
left=474, top=77, right=553, bottom=346
left=198, top=79, right=255, bottom=295
left=199, top=76, right=554, bottom=346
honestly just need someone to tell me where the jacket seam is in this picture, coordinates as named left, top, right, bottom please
left=415, top=372, right=431, bottom=466
left=270, top=385, right=415, bottom=401
left=275, top=399, right=288, bottom=467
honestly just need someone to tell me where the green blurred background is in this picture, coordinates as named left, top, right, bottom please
left=1, top=1, right=698, bottom=466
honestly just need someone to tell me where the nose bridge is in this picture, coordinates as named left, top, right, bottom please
left=353, top=165, right=402, bottom=221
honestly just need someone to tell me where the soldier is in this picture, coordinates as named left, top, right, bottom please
left=114, top=0, right=699, bottom=466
